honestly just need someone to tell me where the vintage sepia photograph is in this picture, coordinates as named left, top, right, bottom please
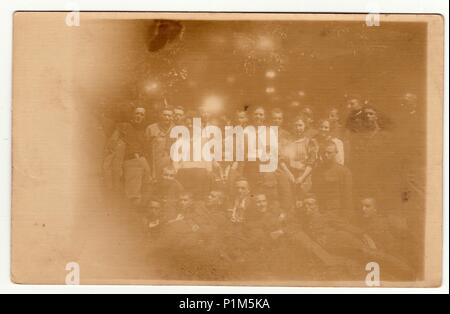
left=11, top=12, right=444, bottom=286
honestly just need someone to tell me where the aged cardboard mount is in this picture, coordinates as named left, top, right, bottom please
left=11, top=12, right=443, bottom=286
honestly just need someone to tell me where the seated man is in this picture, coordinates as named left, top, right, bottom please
left=142, top=198, right=166, bottom=239
left=205, top=190, right=228, bottom=226
left=206, top=190, right=226, bottom=210
left=285, top=196, right=367, bottom=278
left=200, top=190, right=231, bottom=261
left=167, top=192, right=196, bottom=222
left=354, top=197, right=414, bottom=279
left=162, top=192, right=205, bottom=250
left=244, top=193, right=287, bottom=249
left=161, top=192, right=225, bottom=276
left=270, top=107, right=293, bottom=147
left=219, top=178, right=254, bottom=263
left=227, top=193, right=288, bottom=274
left=300, top=197, right=364, bottom=256
left=357, top=197, right=394, bottom=251
left=229, top=177, right=253, bottom=223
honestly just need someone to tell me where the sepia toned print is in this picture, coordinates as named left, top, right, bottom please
left=11, top=12, right=443, bottom=286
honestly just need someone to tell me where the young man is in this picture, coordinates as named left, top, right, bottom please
left=235, top=109, right=249, bottom=127
left=239, top=193, right=288, bottom=273
left=357, top=197, right=397, bottom=253
left=296, top=197, right=365, bottom=263
left=245, top=194, right=286, bottom=243
left=270, top=107, right=292, bottom=147
left=316, top=119, right=345, bottom=165
left=345, top=95, right=364, bottom=133
left=146, top=106, right=174, bottom=180
left=362, top=106, right=383, bottom=134
left=229, top=177, right=252, bottom=223
left=205, top=190, right=226, bottom=212
left=143, top=198, right=165, bottom=238
left=157, top=192, right=214, bottom=270
left=301, top=106, right=318, bottom=138
left=108, top=107, right=151, bottom=205
left=312, top=141, right=352, bottom=219
left=173, top=106, right=186, bottom=125
left=359, top=197, right=415, bottom=278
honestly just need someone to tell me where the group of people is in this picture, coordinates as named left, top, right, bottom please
left=101, top=96, right=415, bottom=281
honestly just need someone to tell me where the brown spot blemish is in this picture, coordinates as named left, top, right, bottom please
left=402, top=191, right=410, bottom=202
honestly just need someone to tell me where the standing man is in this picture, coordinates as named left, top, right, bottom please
left=173, top=106, right=186, bottom=125
left=146, top=106, right=174, bottom=180
left=316, top=119, right=345, bottom=165
left=270, top=107, right=292, bottom=147
left=312, top=141, right=353, bottom=219
left=119, top=107, right=151, bottom=205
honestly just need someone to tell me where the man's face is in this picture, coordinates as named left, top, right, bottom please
left=303, top=198, right=319, bottom=217
left=347, top=98, right=362, bottom=111
left=179, top=195, right=193, bottom=211
left=173, top=109, right=185, bottom=123
left=162, top=169, right=176, bottom=180
left=160, top=110, right=173, bottom=125
left=361, top=198, right=377, bottom=218
left=236, top=111, right=249, bottom=126
left=271, top=112, right=284, bottom=127
left=324, top=144, right=337, bottom=162
left=206, top=191, right=223, bottom=209
left=253, top=108, right=265, bottom=125
left=319, top=120, right=331, bottom=137
left=294, top=119, right=306, bottom=137
left=147, top=201, right=161, bottom=217
left=365, top=109, right=378, bottom=123
left=235, top=180, right=250, bottom=199
left=255, top=195, right=268, bottom=212
left=133, top=108, right=146, bottom=124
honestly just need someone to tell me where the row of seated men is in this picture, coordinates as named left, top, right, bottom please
left=139, top=176, right=414, bottom=281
